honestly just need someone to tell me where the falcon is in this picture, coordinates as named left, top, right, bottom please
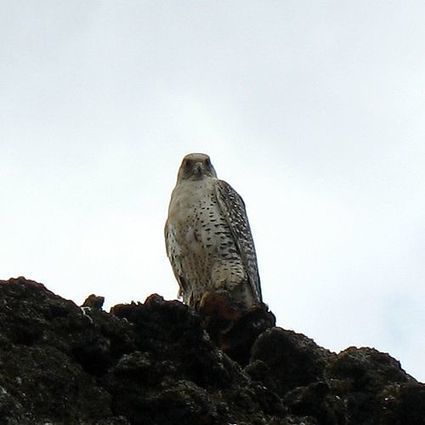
left=165, top=153, right=262, bottom=314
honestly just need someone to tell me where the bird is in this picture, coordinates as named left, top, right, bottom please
left=164, top=153, right=262, bottom=317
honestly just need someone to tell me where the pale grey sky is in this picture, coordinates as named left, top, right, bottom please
left=1, top=1, right=424, bottom=381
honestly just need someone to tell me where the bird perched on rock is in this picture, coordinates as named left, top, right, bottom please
left=165, top=153, right=262, bottom=319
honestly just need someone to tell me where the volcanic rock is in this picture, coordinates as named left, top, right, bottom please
left=0, top=277, right=423, bottom=425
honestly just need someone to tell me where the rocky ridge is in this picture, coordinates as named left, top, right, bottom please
left=0, top=277, right=423, bottom=425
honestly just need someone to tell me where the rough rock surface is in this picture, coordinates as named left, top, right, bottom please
left=0, top=277, right=423, bottom=425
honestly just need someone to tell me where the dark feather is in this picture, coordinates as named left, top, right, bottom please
left=215, top=180, right=262, bottom=302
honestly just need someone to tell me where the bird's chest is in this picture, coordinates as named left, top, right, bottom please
left=167, top=181, right=227, bottom=256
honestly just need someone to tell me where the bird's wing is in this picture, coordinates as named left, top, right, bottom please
left=215, top=179, right=262, bottom=302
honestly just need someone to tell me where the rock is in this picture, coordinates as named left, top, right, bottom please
left=201, top=301, right=276, bottom=365
left=0, top=277, right=423, bottom=425
left=324, top=347, right=419, bottom=425
left=247, top=327, right=335, bottom=396
left=378, top=382, right=425, bottom=425
left=283, top=382, right=345, bottom=425
left=82, top=294, right=105, bottom=310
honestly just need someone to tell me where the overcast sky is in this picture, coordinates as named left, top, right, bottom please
left=1, top=1, right=424, bottom=381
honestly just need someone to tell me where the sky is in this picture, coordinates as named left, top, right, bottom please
left=1, top=1, right=424, bottom=381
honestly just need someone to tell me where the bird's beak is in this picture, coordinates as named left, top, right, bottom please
left=193, top=163, right=203, bottom=176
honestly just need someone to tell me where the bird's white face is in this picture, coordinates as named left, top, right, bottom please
left=177, top=153, right=217, bottom=182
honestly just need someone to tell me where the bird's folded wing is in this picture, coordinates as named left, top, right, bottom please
left=215, top=180, right=262, bottom=302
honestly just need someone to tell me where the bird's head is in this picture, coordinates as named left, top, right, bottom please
left=177, top=153, right=217, bottom=182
